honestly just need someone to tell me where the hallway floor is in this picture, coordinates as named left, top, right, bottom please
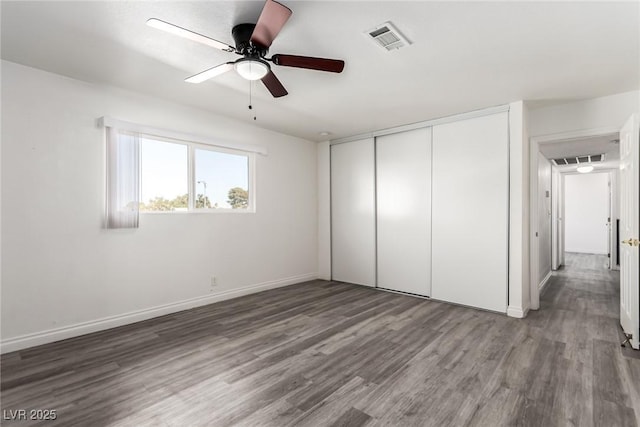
left=531, top=252, right=640, bottom=425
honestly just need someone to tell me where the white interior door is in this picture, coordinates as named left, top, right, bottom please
left=619, top=113, right=639, bottom=349
left=431, top=112, right=509, bottom=313
left=608, top=173, right=612, bottom=270
left=559, top=174, right=565, bottom=267
left=331, top=138, right=376, bottom=287
left=552, top=169, right=559, bottom=270
left=538, top=153, right=553, bottom=283
left=376, top=128, right=431, bottom=296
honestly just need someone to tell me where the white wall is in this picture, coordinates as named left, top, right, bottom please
left=564, top=172, right=609, bottom=254
left=537, top=153, right=552, bottom=283
left=1, top=61, right=318, bottom=351
left=508, top=101, right=530, bottom=318
left=529, top=90, right=640, bottom=137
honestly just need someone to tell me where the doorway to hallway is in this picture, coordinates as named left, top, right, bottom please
left=533, top=132, right=620, bottom=307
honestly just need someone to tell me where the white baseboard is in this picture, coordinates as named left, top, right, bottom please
left=564, top=250, right=608, bottom=255
left=538, top=270, right=553, bottom=293
left=1, top=272, right=317, bottom=354
left=507, top=306, right=529, bottom=318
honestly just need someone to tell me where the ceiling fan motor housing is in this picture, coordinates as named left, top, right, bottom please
left=232, top=23, right=268, bottom=57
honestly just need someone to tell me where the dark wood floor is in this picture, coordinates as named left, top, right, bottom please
left=2, top=253, right=639, bottom=426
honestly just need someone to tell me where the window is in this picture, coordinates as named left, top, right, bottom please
left=103, top=117, right=263, bottom=227
left=194, top=148, right=249, bottom=210
left=139, top=135, right=254, bottom=213
left=140, top=138, right=188, bottom=212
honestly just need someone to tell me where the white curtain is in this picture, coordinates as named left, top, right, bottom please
left=106, top=127, right=140, bottom=228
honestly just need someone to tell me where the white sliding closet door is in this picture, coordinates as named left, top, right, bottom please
left=431, top=113, right=509, bottom=312
left=331, top=138, right=376, bottom=287
left=376, top=128, right=432, bottom=296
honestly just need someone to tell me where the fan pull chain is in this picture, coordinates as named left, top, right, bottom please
left=248, top=81, right=256, bottom=121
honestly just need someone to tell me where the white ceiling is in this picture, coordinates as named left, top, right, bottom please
left=2, top=1, right=638, bottom=142
left=539, top=133, right=621, bottom=172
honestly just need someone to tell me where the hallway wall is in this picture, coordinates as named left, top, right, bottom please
left=529, top=91, right=639, bottom=136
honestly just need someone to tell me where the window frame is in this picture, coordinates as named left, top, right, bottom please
left=139, top=133, right=256, bottom=214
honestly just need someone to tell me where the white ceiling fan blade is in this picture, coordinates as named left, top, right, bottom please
left=147, top=19, right=235, bottom=52
left=185, top=62, right=235, bottom=84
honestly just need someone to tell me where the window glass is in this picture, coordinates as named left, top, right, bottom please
left=194, top=148, right=249, bottom=209
left=140, top=138, right=188, bottom=211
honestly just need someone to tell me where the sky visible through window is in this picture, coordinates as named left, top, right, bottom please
left=140, top=138, right=187, bottom=205
left=140, top=137, right=248, bottom=210
left=195, top=148, right=248, bottom=209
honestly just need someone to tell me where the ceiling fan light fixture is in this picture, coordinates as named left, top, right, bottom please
left=577, top=165, right=594, bottom=174
left=235, top=58, right=270, bottom=81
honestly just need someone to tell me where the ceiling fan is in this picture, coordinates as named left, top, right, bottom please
left=147, top=0, right=345, bottom=98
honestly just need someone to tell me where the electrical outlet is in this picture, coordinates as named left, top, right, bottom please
left=211, top=276, right=218, bottom=287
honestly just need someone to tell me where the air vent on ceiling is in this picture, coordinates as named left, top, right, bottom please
left=365, top=22, right=411, bottom=51
left=552, top=153, right=605, bottom=166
